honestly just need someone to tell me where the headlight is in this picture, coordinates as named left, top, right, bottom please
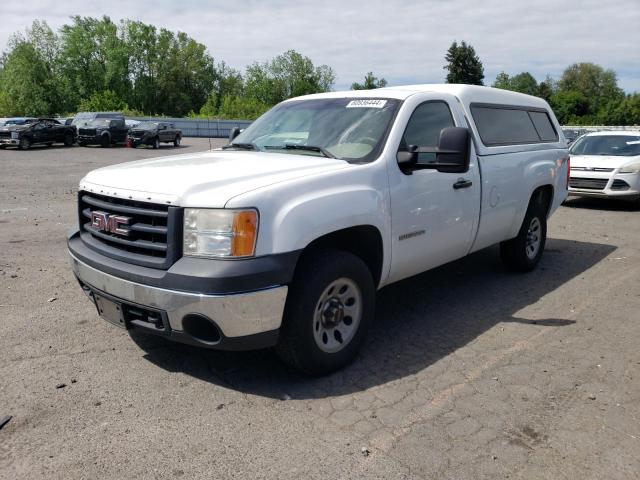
left=183, top=208, right=258, bottom=258
left=618, top=162, right=640, bottom=174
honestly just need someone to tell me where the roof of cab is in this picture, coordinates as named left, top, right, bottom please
left=289, top=84, right=551, bottom=110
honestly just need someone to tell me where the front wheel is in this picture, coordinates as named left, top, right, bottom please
left=275, top=249, right=375, bottom=375
left=100, top=135, right=110, bottom=148
left=153, top=137, right=160, bottom=149
left=500, top=195, right=547, bottom=272
left=64, top=134, right=74, bottom=147
left=19, top=137, right=31, bottom=150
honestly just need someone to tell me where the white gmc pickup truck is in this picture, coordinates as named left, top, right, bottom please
left=68, top=84, right=569, bottom=374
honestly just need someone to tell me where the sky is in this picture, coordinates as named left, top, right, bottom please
left=1, top=0, right=639, bottom=92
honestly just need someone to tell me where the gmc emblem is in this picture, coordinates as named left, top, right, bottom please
left=90, top=211, right=131, bottom=236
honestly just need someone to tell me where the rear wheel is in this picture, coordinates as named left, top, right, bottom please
left=64, top=134, right=74, bottom=147
left=100, top=135, right=110, bottom=148
left=153, top=137, right=160, bottom=149
left=275, top=249, right=375, bottom=375
left=173, top=136, right=181, bottom=147
left=500, top=193, right=548, bottom=272
left=19, top=137, right=31, bottom=150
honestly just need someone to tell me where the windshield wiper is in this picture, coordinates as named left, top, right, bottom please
left=222, top=142, right=259, bottom=151
left=264, top=143, right=336, bottom=158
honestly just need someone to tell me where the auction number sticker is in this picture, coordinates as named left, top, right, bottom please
left=346, top=99, right=387, bottom=108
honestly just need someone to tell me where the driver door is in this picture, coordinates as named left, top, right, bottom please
left=32, top=122, right=47, bottom=144
left=387, top=96, right=481, bottom=284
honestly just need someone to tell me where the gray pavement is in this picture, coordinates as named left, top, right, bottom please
left=1, top=138, right=639, bottom=479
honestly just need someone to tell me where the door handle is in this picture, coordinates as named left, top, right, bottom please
left=453, top=179, right=473, bottom=190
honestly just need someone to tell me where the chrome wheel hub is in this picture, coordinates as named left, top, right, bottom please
left=526, top=217, right=541, bottom=260
left=313, top=278, right=362, bottom=353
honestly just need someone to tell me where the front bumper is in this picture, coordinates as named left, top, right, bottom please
left=78, top=134, right=103, bottom=145
left=569, top=172, right=640, bottom=200
left=70, top=251, right=288, bottom=350
left=0, top=138, right=19, bottom=145
left=129, top=135, right=152, bottom=146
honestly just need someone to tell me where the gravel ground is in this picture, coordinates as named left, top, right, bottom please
left=1, top=139, right=639, bottom=479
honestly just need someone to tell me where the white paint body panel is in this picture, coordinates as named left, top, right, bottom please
left=79, top=84, right=569, bottom=289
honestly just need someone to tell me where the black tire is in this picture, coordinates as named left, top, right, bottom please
left=153, top=137, right=160, bottom=149
left=275, top=249, right=375, bottom=375
left=100, top=135, right=110, bottom=148
left=173, top=136, right=181, bottom=147
left=19, top=137, right=31, bottom=150
left=64, top=134, right=74, bottom=147
left=500, top=193, right=548, bottom=272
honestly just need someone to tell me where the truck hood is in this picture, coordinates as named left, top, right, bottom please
left=80, top=149, right=351, bottom=207
left=570, top=154, right=640, bottom=170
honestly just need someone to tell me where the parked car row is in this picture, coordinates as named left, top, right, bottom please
left=0, top=112, right=182, bottom=150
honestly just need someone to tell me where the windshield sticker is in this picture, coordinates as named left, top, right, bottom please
left=346, top=99, right=387, bottom=109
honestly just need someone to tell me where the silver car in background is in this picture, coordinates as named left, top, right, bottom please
left=568, top=131, right=640, bottom=201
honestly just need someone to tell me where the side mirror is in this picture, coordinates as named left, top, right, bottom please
left=229, top=127, right=242, bottom=142
left=397, top=127, right=470, bottom=174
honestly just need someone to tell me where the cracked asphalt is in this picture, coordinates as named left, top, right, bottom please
left=1, top=138, right=639, bottom=479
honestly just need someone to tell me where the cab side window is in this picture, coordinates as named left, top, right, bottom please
left=401, top=101, right=455, bottom=163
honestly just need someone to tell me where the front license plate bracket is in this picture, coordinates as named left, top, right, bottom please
left=94, top=293, right=127, bottom=329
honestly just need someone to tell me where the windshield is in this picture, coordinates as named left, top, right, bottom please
left=6, top=118, right=34, bottom=125
left=136, top=122, right=159, bottom=129
left=570, top=135, right=640, bottom=157
left=87, top=119, right=110, bottom=127
left=72, top=113, right=94, bottom=126
left=231, top=98, right=400, bottom=162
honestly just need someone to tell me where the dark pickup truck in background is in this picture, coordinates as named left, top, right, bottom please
left=0, top=118, right=76, bottom=150
left=78, top=117, right=129, bottom=147
left=128, top=121, right=182, bottom=148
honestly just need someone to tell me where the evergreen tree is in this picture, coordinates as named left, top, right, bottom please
left=443, top=41, right=484, bottom=85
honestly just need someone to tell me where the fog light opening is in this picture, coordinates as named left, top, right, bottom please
left=182, top=314, right=222, bottom=344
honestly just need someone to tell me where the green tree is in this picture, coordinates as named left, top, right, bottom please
left=78, top=90, right=129, bottom=112
left=537, top=75, right=556, bottom=102
left=550, top=91, right=590, bottom=124
left=558, top=63, right=623, bottom=115
left=58, top=16, right=129, bottom=110
left=492, top=72, right=540, bottom=96
left=0, top=41, right=54, bottom=116
left=598, top=93, right=640, bottom=125
left=492, top=72, right=511, bottom=90
left=351, top=72, right=388, bottom=90
left=245, top=50, right=335, bottom=105
left=0, top=21, right=63, bottom=116
left=443, top=41, right=484, bottom=85
left=509, top=72, right=539, bottom=96
left=217, top=95, right=270, bottom=120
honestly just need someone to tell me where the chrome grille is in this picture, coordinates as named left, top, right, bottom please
left=78, top=192, right=181, bottom=269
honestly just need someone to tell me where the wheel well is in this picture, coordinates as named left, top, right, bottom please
left=300, top=225, right=384, bottom=286
left=532, top=185, right=553, bottom=217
